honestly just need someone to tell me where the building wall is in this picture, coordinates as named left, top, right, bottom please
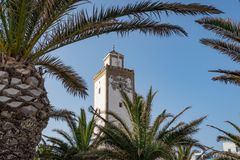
left=104, top=56, right=123, bottom=67
left=111, top=56, right=123, bottom=67
left=108, top=76, right=133, bottom=129
left=94, top=74, right=107, bottom=120
left=94, top=51, right=133, bottom=131
left=104, top=57, right=110, bottom=66
left=223, top=142, right=240, bottom=154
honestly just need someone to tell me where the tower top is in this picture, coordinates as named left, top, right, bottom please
left=103, top=50, right=124, bottom=68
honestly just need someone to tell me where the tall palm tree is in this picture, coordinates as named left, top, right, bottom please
left=197, top=18, right=240, bottom=86
left=90, top=88, right=206, bottom=160
left=37, top=108, right=97, bottom=160
left=0, top=1, right=221, bottom=159
left=207, top=121, right=240, bottom=160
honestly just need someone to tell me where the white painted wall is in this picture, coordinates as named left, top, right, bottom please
left=104, top=53, right=123, bottom=67
left=223, top=142, right=240, bottom=154
left=94, top=74, right=107, bottom=120
left=108, top=76, right=133, bottom=130
left=104, top=57, right=110, bottom=66
left=95, top=52, right=133, bottom=132
left=111, top=56, right=123, bottom=67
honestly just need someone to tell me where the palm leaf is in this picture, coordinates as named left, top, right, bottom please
left=36, top=56, right=88, bottom=98
left=208, top=124, right=240, bottom=147
left=49, top=105, right=76, bottom=122
left=209, top=69, right=240, bottom=86
left=197, top=18, right=240, bottom=43
left=32, top=18, right=188, bottom=60
left=53, top=129, right=76, bottom=147
left=198, top=16, right=240, bottom=88
left=30, top=2, right=222, bottom=59
left=200, top=39, right=240, bottom=63
left=24, top=0, right=88, bottom=58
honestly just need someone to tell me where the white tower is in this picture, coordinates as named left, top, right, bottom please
left=93, top=50, right=135, bottom=128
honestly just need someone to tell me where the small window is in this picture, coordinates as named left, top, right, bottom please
left=119, top=84, right=122, bottom=88
left=228, top=149, right=231, bottom=153
left=119, top=102, right=123, bottom=108
left=236, top=147, right=240, bottom=152
left=98, top=88, right=101, bottom=94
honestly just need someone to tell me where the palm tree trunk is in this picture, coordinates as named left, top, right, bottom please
left=0, top=58, right=50, bottom=160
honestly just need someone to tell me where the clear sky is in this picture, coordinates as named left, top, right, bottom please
left=43, top=0, right=240, bottom=150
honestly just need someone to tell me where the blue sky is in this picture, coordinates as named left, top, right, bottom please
left=43, top=0, right=239, bottom=150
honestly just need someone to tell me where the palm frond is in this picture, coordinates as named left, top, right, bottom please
left=149, top=110, right=171, bottom=138
left=158, top=107, right=191, bottom=140
left=209, top=69, right=240, bottom=86
left=53, top=129, right=76, bottom=147
left=49, top=105, right=75, bottom=121
left=32, top=18, right=187, bottom=59
left=36, top=56, right=88, bottom=98
left=225, top=121, right=240, bottom=133
left=23, top=0, right=88, bottom=58
left=198, top=16, right=240, bottom=88
left=197, top=18, right=240, bottom=43
left=0, top=0, right=222, bottom=60
left=162, top=116, right=206, bottom=146
left=208, top=125, right=240, bottom=147
left=200, top=39, right=240, bottom=63
left=212, top=151, right=240, bottom=160
left=30, top=2, right=221, bottom=59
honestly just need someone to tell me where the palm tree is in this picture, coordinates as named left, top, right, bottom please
left=0, top=1, right=221, bottom=159
left=173, top=144, right=206, bottom=160
left=90, top=88, right=206, bottom=160
left=38, top=108, right=97, bottom=160
left=207, top=121, right=240, bottom=160
left=196, top=18, right=240, bottom=86
left=174, top=145, right=197, bottom=160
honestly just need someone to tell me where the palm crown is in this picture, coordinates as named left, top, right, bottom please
left=0, top=0, right=222, bottom=97
left=91, top=88, right=206, bottom=160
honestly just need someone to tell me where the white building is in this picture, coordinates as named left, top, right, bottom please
left=223, top=142, right=240, bottom=154
left=93, top=50, right=135, bottom=129
left=191, top=151, right=204, bottom=160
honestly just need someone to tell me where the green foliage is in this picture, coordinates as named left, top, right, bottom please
left=90, top=88, right=206, bottom=160
left=173, top=145, right=200, bottom=160
left=197, top=17, right=240, bottom=86
left=35, top=142, right=53, bottom=160
left=37, top=108, right=98, bottom=160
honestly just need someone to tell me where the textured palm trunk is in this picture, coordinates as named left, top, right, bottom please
left=0, top=58, right=50, bottom=160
